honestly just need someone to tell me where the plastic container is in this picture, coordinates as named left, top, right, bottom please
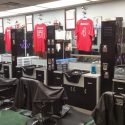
left=68, top=58, right=77, bottom=62
left=91, top=62, right=96, bottom=74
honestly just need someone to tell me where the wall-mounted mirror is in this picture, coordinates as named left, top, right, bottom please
left=65, top=28, right=101, bottom=56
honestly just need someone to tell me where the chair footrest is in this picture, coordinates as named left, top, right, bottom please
left=60, top=104, right=70, bottom=117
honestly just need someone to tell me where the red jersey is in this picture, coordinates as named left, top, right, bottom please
left=75, top=18, right=95, bottom=52
left=33, top=23, right=47, bottom=53
left=4, top=27, right=12, bottom=52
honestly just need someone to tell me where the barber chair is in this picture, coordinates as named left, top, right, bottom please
left=92, top=92, right=125, bottom=125
left=14, top=77, right=69, bottom=125
left=0, top=78, right=19, bottom=109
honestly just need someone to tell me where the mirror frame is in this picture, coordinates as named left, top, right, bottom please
left=65, top=8, right=76, bottom=30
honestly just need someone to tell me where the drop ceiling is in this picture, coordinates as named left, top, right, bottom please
left=0, top=0, right=120, bottom=12
left=0, top=0, right=55, bottom=11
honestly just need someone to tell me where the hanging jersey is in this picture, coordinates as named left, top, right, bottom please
left=33, top=23, right=47, bottom=53
left=75, top=18, right=95, bottom=52
left=4, top=27, right=12, bottom=52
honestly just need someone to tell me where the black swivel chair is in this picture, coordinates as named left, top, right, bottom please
left=0, top=78, right=19, bottom=109
left=14, top=77, right=68, bottom=124
left=92, top=92, right=125, bottom=125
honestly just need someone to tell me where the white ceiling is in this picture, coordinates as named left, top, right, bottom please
left=0, top=0, right=121, bottom=12
left=0, top=0, right=56, bottom=11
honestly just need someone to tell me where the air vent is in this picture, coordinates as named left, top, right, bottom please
left=0, top=2, right=23, bottom=6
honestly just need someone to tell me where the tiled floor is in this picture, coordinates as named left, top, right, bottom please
left=56, top=106, right=94, bottom=125
left=71, top=106, right=92, bottom=115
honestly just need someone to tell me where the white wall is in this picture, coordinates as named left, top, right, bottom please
left=3, top=15, right=25, bottom=33
left=77, top=1, right=125, bottom=26
left=33, top=9, right=65, bottom=28
left=3, top=1, right=125, bottom=30
left=33, top=1, right=125, bottom=28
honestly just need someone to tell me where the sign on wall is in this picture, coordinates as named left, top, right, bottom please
left=65, top=8, right=76, bottom=30
left=0, top=18, right=3, bottom=33
left=26, top=15, right=33, bottom=32
left=93, top=16, right=102, bottom=28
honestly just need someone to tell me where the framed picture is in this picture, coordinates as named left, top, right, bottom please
left=0, top=18, right=3, bottom=33
left=65, top=8, right=76, bottom=30
left=93, top=16, right=102, bottom=28
left=25, top=15, right=33, bottom=32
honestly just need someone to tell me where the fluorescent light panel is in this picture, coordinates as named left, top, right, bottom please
left=89, top=0, right=100, bottom=1
left=0, top=6, right=47, bottom=17
left=37, top=0, right=90, bottom=8
left=0, top=0, right=90, bottom=17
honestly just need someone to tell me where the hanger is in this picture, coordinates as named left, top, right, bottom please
left=82, top=6, right=87, bottom=20
left=7, top=18, right=11, bottom=26
left=37, top=14, right=43, bottom=24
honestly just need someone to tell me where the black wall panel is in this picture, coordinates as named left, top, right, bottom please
left=101, top=19, right=123, bottom=94
left=16, top=29, right=25, bottom=57
left=11, top=29, right=24, bottom=77
left=47, top=25, right=55, bottom=39
left=0, top=33, right=5, bottom=54
left=101, top=21, right=116, bottom=93
left=26, top=31, right=33, bottom=56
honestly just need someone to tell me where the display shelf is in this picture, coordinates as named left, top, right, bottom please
left=17, top=56, right=39, bottom=67
left=71, top=54, right=101, bottom=58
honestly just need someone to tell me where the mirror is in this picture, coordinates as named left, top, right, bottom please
left=92, top=28, right=101, bottom=54
left=66, top=28, right=101, bottom=56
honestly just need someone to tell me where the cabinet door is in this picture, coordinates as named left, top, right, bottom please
left=36, top=70, right=44, bottom=83
left=113, top=82, right=125, bottom=94
left=48, top=71, right=63, bottom=86
left=76, top=86, right=86, bottom=108
left=63, top=84, right=75, bottom=106
left=53, top=73, right=63, bottom=86
left=64, top=84, right=85, bottom=108
left=15, top=67, right=22, bottom=78
left=3, top=66, right=9, bottom=78
left=84, top=77, right=96, bottom=110
left=47, top=71, right=53, bottom=85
